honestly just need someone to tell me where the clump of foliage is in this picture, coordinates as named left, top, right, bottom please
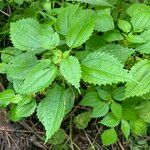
left=0, top=0, right=150, bottom=147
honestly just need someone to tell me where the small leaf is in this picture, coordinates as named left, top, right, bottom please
left=37, top=85, right=66, bottom=142
left=48, top=129, right=66, bottom=145
left=0, top=90, right=15, bottom=107
left=101, top=128, right=118, bottom=146
left=121, top=120, right=131, bottom=139
left=92, top=102, right=109, bottom=118
left=111, top=102, right=122, bottom=119
left=74, top=111, right=91, bottom=129
left=118, top=19, right=131, bottom=33
left=130, top=119, right=147, bottom=136
left=112, top=87, right=126, bottom=101
left=100, top=113, right=120, bottom=127
left=10, top=96, right=37, bottom=121
left=60, top=56, right=81, bottom=90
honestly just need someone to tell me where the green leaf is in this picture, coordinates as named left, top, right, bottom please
left=6, top=53, right=38, bottom=80
left=66, top=10, right=94, bottom=48
left=68, top=0, right=113, bottom=7
left=10, top=96, right=37, bottom=121
left=92, top=101, right=109, bottom=118
left=125, top=59, right=150, bottom=98
left=80, top=91, right=101, bottom=107
left=0, top=90, right=15, bottom=107
left=126, top=34, right=145, bottom=44
left=130, top=119, right=147, bottom=136
left=96, top=87, right=111, bottom=101
left=74, top=111, right=91, bottom=129
left=98, top=44, right=135, bottom=64
left=94, top=10, right=114, bottom=32
left=137, top=42, right=150, bottom=54
left=103, top=30, right=124, bottom=42
left=56, top=4, right=80, bottom=35
left=111, top=102, right=122, bottom=119
left=60, top=56, right=81, bottom=90
left=81, top=51, right=132, bottom=86
left=64, top=88, right=75, bottom=114
left=37, top=85, right=66, bottom=142
left=112, top=87, right=126, bottom=101
left=136, top=101, right=150, bottom=123
left=48, top=129, right=66, bottom=145
left=101, top=128, right=118, bottom=146
left=21, top=60, right=58, bottom=94
left=100, top=113, right=120, bottom=127
left=10, top=18, right=59, bottom=53
left=121, top=120, right=131, bottom=139
left=118, top=19, right=131, bottom=33
left=1, top=47, right=21, bottom=63
left=127, top=3, right=150, bottom=32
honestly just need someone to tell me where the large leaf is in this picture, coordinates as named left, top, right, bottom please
left=66, top=10, right=94, bottom=48
left=10, top=18, right=60, bottom=53
left=60, top=56, right=81, bottom=90
left=37, top=85, right=66, bottom=142
left=21, top=60, right=57, bottom=94
left=125, top=59, right=150, bottom=98
left=81, top=51, right=132, bottom=85
left=6, top=53, right=38, bottom=80
left=101, top=128, right=118, bottom=146
left=127, top=3, right=150, bottom=31
left=111, top=101, right=122, bottom=119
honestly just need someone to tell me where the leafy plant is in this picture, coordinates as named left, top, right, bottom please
left=0, top=0, right=150, bottom=147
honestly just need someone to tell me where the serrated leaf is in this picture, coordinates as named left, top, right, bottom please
left=98, top=44, right=135, bottom=64
left=64, top=88, right=75, bottom=114
left=37, top=85, right=66, bottom=142
left=137, top=42, right=150, bottom=54
left=6, top=53, right=38, bottom=80
left=127, top=3, right=150, bottom=31
left=103, top=30, right=124, bottom=42
left=94, top=10, right=114, bottom=32
left=10, top=96, right=37, bottom=121
left=125, top=59, right=150, bottom=98
left=100, top=113, right=120, bottom=127
left=0, top=90, right=15, bottom=107
left=74, top=111, right=91, bottom=129
left=136, top=101, right=150, bottom=123
left=60, top=56, right=81, bottom=90
left=48, top=129, right=66, bottom=145
left=121, top=120, right=131, bottom=139
left=118, top=19, right=131, bottom=33
left=81, top=51, right=132, bottom=86
left=66, top=10, right=94, bottom=48
left=80, top=91, right=100, bottom=107
left=130, top=119, right=147, bottom=136
left=101, top=128, right=118, bottom=146
left=21, top=60, right=57, bottom=94
left=111, top=102, right=122, bottom=119
left=112, top=87, right=126, bottom=101
left=68, top=0, right=113, bottom=7
left=10, top=18, right=59, bottom=53
left=126, top=34, right=145, bottom=44
left=56, top=4, right=80, bottom=35
left=92, top=102, right=109, bottom=118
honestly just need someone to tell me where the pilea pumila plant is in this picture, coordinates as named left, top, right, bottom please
left=0, top=0, right=150, bottom=146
